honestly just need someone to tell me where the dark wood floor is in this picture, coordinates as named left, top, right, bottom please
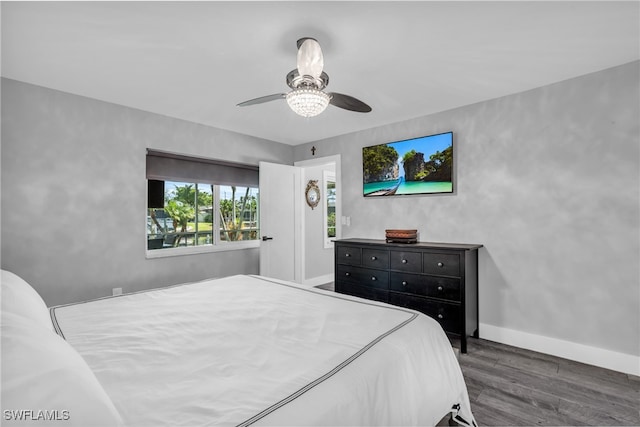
left=315, top=282, right=640, bottom=426
left=454, top=338, right=639, bottom=426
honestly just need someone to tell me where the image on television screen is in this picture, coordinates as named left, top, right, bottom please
left=362, top=132, right=453, bottom=197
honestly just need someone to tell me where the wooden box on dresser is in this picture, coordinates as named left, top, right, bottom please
left=334, top=238, right=483, bottom=353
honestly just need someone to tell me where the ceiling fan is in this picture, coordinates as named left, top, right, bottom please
left=237, top=38, right=372, bottom=117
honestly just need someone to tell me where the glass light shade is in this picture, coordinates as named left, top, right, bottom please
left=297, top=38, right=324, bottom=79
left=286, top=89, right=330, bottom=117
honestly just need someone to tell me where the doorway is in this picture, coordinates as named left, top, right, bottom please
left=259, top=155, right=341, bottom=285
left=295, top=155, right=341, bottom=286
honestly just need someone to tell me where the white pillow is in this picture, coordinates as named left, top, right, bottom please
left=1, top=312, right=124, bottom=426
left=1, top=269, right=53, bottom=331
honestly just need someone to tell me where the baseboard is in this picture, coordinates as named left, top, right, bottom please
left=479, top=323, right=640, bottom=376
left=302, top=274, right=333, bottom=288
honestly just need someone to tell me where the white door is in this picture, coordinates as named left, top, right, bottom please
left=259, top=162, right=301, bottom=282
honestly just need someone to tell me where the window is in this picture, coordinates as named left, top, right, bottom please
left=146, top=150, right=259, bottom=255
left=218, top=185, right=259, bottom=242
left=323, top=170, right=336, bottom=248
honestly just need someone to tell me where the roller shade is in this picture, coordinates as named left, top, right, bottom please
left=146, top=150, right=259, bottom=187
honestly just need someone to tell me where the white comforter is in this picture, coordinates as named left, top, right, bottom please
left=51, top=275, right=476, bottom=427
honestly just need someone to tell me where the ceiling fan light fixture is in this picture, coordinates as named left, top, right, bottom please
left=286, top=88, right=331, bottom=117
left=237, top=38, right=370, bottom=115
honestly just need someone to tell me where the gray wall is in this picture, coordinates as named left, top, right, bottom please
left=1, top=78, right=293, bottom=306
left=294, top=62, right=640, bottom=357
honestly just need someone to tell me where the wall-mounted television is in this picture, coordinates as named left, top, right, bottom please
left=362, top=131, right=453, bottom=197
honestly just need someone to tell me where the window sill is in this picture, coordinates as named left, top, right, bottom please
left=146, top=240, right=259, bottom=259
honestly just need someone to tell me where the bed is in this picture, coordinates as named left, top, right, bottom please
left=1, top=270, right=476, bottom=427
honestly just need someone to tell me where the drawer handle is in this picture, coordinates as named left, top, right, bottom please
left=345, top=272, right=350, bottom=277
left=437, top=262, right=444, bottom=268
left=401, top=259, right=408, bottom=264
left=437, top=314, right=444, bottom=319
left=371, top=256, right=377, bottom=260
left=345, top=253, right=351, bottom=257
left=437, top=286, right=443, bottom=291
left=402, top=281, right=408, bottom=286
left=371, top=276, right=377, bottom=281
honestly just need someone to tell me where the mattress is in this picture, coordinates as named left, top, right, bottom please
left=50, top=274, right=476, bottom=426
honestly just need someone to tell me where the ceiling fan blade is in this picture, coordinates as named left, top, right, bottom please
left=329, top=93, right=372, bottom=113
left=296, top=38, right=324, bottom=79
left=237, top=93, right=286, bottom=107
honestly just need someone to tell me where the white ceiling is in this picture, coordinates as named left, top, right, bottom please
left=2, top=1, right=638, bottom=145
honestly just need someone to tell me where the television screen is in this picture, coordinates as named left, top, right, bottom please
left=362, top=131, right=453, bottom=197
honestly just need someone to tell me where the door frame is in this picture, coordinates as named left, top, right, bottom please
left=294, top=154, right=342, bottom=286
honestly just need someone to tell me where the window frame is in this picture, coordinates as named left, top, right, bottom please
left=323, top=170, right=336, bottom=249
left=145, top=151, right=260, bottom=259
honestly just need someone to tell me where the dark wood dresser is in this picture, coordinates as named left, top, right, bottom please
left=334, top=238, right=482, bottom=353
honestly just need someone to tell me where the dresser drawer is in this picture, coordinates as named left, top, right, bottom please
left=389, top=272, right=461, bottom=301
left=388, top=293, right=461, bottom=333
left=336, top=245, right=362, bottom=266
left=362, top=249, right=389, bottom=269
left=389, top=250, right=422, bottom=273
left=336, top=282, right=388, bottom=303
left=423, top=252, right=460, bottom=277
left=336, top=265, right=389, bottom=290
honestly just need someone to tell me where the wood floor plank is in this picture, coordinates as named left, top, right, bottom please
left=462, top=374, right=485, bottom=402
left=494, top=353, right=560, bottom=377
left=551, top=380, right=640, bottom=424
left=556, top=361, right=639, bottom=398
left=557, top=356, right=631, bottom=383
left=470, top=403, right=534, bottom=426
left=464, top=354, right=639, bottom=423
left=557, top=398, right=640, bottom=426
left=457, top=338, right=640, bottom=426
left=474, top=386, right=574, bottom=426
